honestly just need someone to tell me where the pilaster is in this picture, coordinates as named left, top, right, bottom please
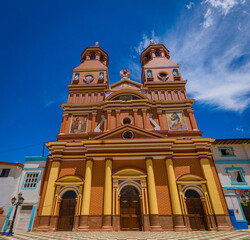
left=79, top=159, right=93, bottom=231
left=91, top=111, right=97, bottom=132
left=41, top=160, right=61, bottom=216
left=145, top=157, right=161, bottom=231
left=165, top=158, right=186, bottom=231
left=102, top=158, right=113, bottom=231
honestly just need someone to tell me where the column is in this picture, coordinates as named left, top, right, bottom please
left=157, top=109, right=164, bottom=130
left=188, top=109, right=198, bottom=130
left=141, top=176, right=150, bottom=231
left=146, top=158, right=161, bottom=230
left=200, top=158, right=233, bottom=230
left=142, top=109, right=147, bottom=129
left=102, top=159, right=113, bottom=230
left=79, top=159, right=93, bottom=230
left=41, top=160, right=61, bottom=216
left=112, top=177, right=119, bottom=231
left=59, top=115, right=67, bottom=134
left=133, top=109, right=138, bottom=126
left=200, top=158, right=224, bottom=215
left=165, top=158, right=186, bottom=231
left=116, top=110, right=120, bottom=128
left=107, top=110, right=112, bottom=131
left=50, top=185, right=61, bottom=231
left=91, top=111, right=97, bottom=132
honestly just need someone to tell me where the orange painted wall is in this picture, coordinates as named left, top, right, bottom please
left=89, top=161, right=105, bottom=215
left=173, top=158, right=203, bottom=179
left=153, top=159, right=172, bottom=214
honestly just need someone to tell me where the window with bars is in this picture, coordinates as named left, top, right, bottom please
left=23, top=172, right=39, bottom=189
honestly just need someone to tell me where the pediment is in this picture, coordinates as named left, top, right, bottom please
left=94, top=124, right=165, bottom=140
left=110, top=79, right=142, bottom=90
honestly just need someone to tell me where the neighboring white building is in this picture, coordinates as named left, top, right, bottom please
left=212, top=139, right=250, bottom=230
left=1, top=156, right=47, bottom=235
left=0, top=162, right=23, bottom=234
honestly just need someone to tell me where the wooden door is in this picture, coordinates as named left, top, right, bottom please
left=186, top=198, right=207, bottom=230
left=57, top=198, right=76, bottom=231
left=120, top=195, right=142, bottom=231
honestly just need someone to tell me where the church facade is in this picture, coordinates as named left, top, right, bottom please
left=34, top=43, right=233, bottom=232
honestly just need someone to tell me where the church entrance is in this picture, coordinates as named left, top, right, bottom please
left=57, top=190, right=77, bottom=231
left=120, top=185, right=142, bottom=231
left=185, top=189, right=208, bottom=230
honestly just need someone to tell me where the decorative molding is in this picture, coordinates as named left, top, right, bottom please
left=149, top=113, right=160, bottom=130
left=215, top=160, right=250, bottom=164
left=94, top=115, right=105, bottom=132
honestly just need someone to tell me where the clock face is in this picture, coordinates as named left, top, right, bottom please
left=84, top=75, right=94, bottom=83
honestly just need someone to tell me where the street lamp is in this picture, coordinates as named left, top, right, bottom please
left=7, top=193, right=24, bottom=236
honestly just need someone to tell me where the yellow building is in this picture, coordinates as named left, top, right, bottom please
left=34, top=42, right=233, bottom=231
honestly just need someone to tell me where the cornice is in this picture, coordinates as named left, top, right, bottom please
left=143, top=65, right=179, bottom=69
left=68, top=84, right=108, bottom=92
left=61, top=99, right=195, bottom=110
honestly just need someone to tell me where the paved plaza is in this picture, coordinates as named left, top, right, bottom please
left=1, top=231, right=250, bottom=240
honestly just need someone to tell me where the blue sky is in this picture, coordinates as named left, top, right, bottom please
left=0, top=0, right=249, bottom=163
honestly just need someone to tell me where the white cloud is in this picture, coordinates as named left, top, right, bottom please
left=133, top=0, right=250, bottom=112
left=128, top=61, right=141, bottom=82
left=202, top=0, right=240, bottom=15
left=203, top=8, right=213, bottom=27
left=135, top=30, right=160, bottom=54
left=186, top=1, right=195, bottom=10
left=235, top=126, right=244, bottom=132
left=44, top=100, right=56, bottom=108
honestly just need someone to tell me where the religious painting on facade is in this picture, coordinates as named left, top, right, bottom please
left=166, top=112, right=188, bottom=131
left=70, top=115, right=88, bottom=133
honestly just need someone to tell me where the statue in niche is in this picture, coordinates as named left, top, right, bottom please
left=98, top=72, right=104, bottom=80
left=74, top=73, right=79, bottom=80
left=147, top=70, right=153, bottom=78
left=173, top=69, right=179, bottom=77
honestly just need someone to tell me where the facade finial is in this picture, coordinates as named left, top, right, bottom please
left=95, top=42, right=99, bottom=47
left=150, top=40, right=155, bottom=45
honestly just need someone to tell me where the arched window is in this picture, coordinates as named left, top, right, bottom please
left=62, top=190, right=77, bottom=199
left=100, top=55, right=104, bottom=62
left=146, top=54, right=151, bottom=61
left=120, top=185, right=140, bottom=196
left=122, top=117, right=132, bottom=125
left=90, top=53, right=95, bottom=60
left=185, top=189, right=201, bottom=198
left=155, top=51, right=160, bottom=57
left=173, top=69, right=179, bottom=76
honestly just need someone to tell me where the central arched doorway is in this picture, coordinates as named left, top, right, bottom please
left=120, top=185, right=142, bottom=231
left=185, top=189, right=208, bottom=230
left=57, top=190, right=77, bottom=231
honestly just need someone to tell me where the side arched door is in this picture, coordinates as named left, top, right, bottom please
left=185, top=189, right=208, bottom=230
left=57, top=190, right=77, bottom=231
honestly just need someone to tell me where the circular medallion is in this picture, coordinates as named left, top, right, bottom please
left=157, top=72, right=169, bottom=81
left=122, top=131, right=134, bottom=139
left=84, top=74, right=94, bottom=84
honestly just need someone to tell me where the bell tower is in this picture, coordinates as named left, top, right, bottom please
left=58, top=43, right=109, bottom=138
left=141, top=41, right=182, bottom=85
left=140, top=41, right=200, bottom=136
